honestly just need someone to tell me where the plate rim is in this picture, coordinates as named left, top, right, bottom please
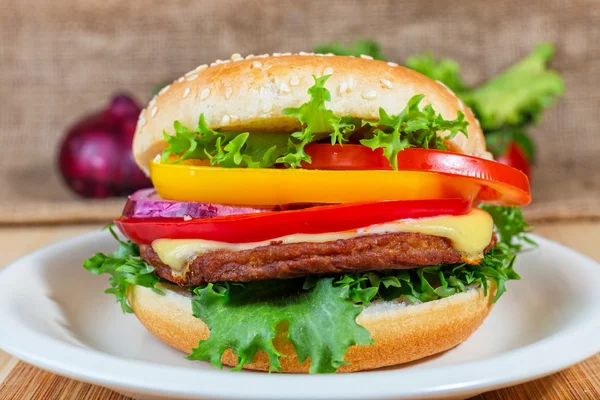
left=0, top=231, right=599, bottom=400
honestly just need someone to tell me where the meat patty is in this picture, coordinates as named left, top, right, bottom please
left=140, top=232, right=497, bottom=286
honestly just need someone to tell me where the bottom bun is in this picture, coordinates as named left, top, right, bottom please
left=128, top=281, right=496, bottom=373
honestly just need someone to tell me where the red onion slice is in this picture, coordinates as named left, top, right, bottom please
left=122, top=189, right=275, bottom=219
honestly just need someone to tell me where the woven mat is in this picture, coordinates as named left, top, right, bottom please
left=1, top=0, right=599, bottom=224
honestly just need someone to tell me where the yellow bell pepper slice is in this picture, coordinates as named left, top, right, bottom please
left=150, top=161, right=481, bottom=205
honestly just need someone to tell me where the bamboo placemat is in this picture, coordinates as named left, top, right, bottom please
left=1, top=355, right=599, bottom=400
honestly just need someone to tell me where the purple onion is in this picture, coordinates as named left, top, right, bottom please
left=58, top=94, right=152, bottom=198
left=122, top=189, right=275, bottom=219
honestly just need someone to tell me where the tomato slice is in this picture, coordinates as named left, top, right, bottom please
left=116, top=198, right=472, bottom=245
left=303, top=145, right=531, bottom=206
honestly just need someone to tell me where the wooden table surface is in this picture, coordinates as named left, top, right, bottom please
left=0, top=221, right=598, bottom=399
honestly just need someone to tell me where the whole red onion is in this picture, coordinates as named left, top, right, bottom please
left=59, top=94, right=152, bottom=198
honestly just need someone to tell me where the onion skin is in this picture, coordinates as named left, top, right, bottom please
left=58, top=94, right=152, bottom=198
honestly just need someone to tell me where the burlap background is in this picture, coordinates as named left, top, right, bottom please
left=0, top=0, right=598, bottom=224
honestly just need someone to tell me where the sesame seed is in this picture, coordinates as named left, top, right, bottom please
left=230, top=115, right=239, bottom=122
left=221, top=114, right=231, bottom=124
left=210, top=62, right=218, bottom=67
left=183, top=87, right=191, bottom=98
left=289, top=76, right=300, bottom=86
left=158, top=84, right=170, bottom=95
left=245, top=54, right=255, bottom=59
left=380, top=78, right=393, bottom=89
left=177, top=77, right=185, bottom=83
left=196, top=64, right=208, bottom=71
left=280, top=83, right=290, bottom=93
left=338, top=81, right=348, bottom=95
left=273, top=52, right=282, bottom=56
left=215, top=59, right=224, bottom=64
left=231, top=53, right=242, bottom=61
left=148, top=98, right=157, bottom=107
left=186, top=74, right=198, bottom=81
left=387, top=62, right=398, bottom=67
left=252, top=61, right=263, bottom=68
left=360, top=54, right=374, bottom=60
left=325, top=53, right=335, bottom=56
left=281, top=52, right=292, bottom=56
left=151, top=106, right=158, bottom=117
left=225, top=87, right=233, bottom=99
left=315, top=53, right=324, bottom=56
left=261, top=64, right=272, bottom=71
left=348, top=77, right=357, bottom=89
left=299, top=51, right=310, bottom=56
left=257, top=54, right=269, bottom=58
left=138, top=114, right=146, bottom=127
left=323, top=67, right=334, bottom=76
left=362, top=90, right=377, bottom=99
left=200, top=88, right=211, bottom=100
left=262, top=103, right=272, bottom=113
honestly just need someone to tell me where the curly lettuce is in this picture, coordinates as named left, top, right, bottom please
left=161, top=75, right=468, bottom=170
left=359, top=94, right=468, bottom=169
left=82, top=226, right=163, bottom=313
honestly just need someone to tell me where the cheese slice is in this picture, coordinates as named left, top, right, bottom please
left=151, top=209, right=494, bottom=273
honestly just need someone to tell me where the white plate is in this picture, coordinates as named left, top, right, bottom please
left=0, top=232, right=599, bottom=400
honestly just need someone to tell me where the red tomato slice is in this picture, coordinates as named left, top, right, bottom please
left=116, top=198, right=472, bottom=245
left=303, top=145, right=531, bottom=206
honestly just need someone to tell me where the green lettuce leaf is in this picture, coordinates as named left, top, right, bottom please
left=405, top=52, right=467, bottom=93
left=480, top=205, right=536, bottom=253
left=161, top=115, right=289, bottom=168
left=278, top=75, right=345, bottom=167
left=187, top=277, right=373, bottom=373
left=359, top=94, right=469, bottom=169
left=82, top=226, right=163, bottom=313
left=185, top=246, right=520, bottom=373
left=461, top=43, right=565, bottom=130
left=314, top=39, right=384, bottom=60
left=85, top=224, right=523, bottom=373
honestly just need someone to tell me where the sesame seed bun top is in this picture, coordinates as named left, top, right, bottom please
left=133, top=52, right=491, bottom=174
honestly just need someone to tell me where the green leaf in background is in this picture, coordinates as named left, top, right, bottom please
left=461, top=43, right=565, bottom=131
left=405, top=52, right=467, bottom=94
left=360, top=94, right=469, bottom=169
left=187, top=278, right=373, bottom=373
left=82, top=227, right=163, bottom=313
left=485, top=127, right=535, bottom=161
left=314, top=39, right=384, bottom=60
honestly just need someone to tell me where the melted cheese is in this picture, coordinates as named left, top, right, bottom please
left=152, top=209, right=493, bottom=272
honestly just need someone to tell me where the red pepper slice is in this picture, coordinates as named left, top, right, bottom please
left=115, top=198, right=472, bottom=245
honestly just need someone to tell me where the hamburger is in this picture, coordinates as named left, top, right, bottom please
left=84, top=53, right=532, bottom=373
